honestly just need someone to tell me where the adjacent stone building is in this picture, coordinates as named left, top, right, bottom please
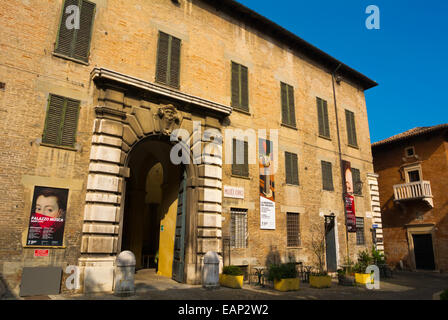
left=0, top=0, right=379, bottom=294
left=372, top=124, right=448, bottom=272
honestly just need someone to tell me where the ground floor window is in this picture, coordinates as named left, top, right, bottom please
left=356, top=217, right=365, bottom=245
left=230, top=208, right=248, bottom=248
left=287, top=212, right=301, bottom=247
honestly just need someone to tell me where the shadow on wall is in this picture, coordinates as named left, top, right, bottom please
left=0, top=273, right=18, bottom=299
left=265, top=245, right=281, bottom=267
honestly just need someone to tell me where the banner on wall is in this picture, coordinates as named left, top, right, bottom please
left=342, top=160, right=356, bottom=232
left=259, top=138, right=275, bottom=230
left=26, top=186, right=69, bottom=247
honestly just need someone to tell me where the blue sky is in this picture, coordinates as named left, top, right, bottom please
left=237, top=0, right=448, bottom=143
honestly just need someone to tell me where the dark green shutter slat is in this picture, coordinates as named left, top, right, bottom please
left=169, top=36, right=181, bottom=88
left=55, top=0, right=78, bottom=56
left=346, top=110, right=357, bottom=146
left=61, top=99, right=80, bottom=146
left=285, top=152, right=291, bottom=184
left=73, top=0, right=95, bottom=62
left=350, top=112, right=358, bottom=146
left=231, top=62, right=239, bottom=108
left=292, top=153, right=299, bottom=185
left=317, top=98, right=325, bottom=136
left=352, top=168, right=361, bottom=195
left=43, top=95, right=65, bottom=145
left=323, top=100, right=330, bottom=137
left=281, top=83, right=288, bottom=124
left=240, top=65, right=249, bottom=111
left=287, top=85, right=296, bottom=127
left=243, top=141, right=249, bottom=177
left=156, top=32, right=170, bottom=84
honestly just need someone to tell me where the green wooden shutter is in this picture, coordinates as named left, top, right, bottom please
left=288, top=84, right=296, bottom=127
left=231, top=62, right=240, bottom=108
left=43, top=95, right=65, bottom=145
left=242, top=141, right=249, bottom=177
left=285, top=152, right=299, bottom=185
left=60, top=98, right=80, bottom=147
left=281, top=83, right=288, bottom=124
left=55, top=0, right=78, bottom=57
left=346, top=110, right=358, bottom=146
left=73, top=0, right=95, bottom=62
left=321, top=161, right=334, bottom=191
left=156, top=32, right=170, bottom=84
left=240, top=65, right=249, bottom=111
left=352, top=168, right=362, bottom=195
left=169, top=36, right=181, bottom=88
left=317, top=97, right=330, bottom=138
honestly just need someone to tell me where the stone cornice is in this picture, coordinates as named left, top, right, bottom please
left=90, top=67, right=232, bottom=116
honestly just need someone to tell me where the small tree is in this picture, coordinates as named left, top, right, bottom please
left=309, top=221, right=327, bottom=275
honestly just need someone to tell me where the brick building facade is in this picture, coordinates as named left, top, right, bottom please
left=0, top=0, right=379, bottom=294
left=372, top=124, right=448, bottom=272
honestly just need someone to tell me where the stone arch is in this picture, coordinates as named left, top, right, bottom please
left=79, top=70, right=227, bottom=292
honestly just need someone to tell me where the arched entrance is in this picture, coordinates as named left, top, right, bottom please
left=120, top=136, right=187, bottom=282
left=78, top=69, right=228, bottom=292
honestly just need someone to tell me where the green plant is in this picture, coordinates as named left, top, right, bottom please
left=440, top=289, right=448, bottom=300
left=267, top=263, right=297, bottom=281
left=309, top=222, right=327, bottom=275
left=222, top=265, right=244, bottom=276
left=371, top=246, right=386, bottom=265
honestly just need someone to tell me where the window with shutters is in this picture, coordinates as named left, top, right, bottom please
left=230, top=208, right=248, bottom=248
left=285, top=152, right=299, bottom=185
left=232, top=139, right=249, bottom=177
left=156, top=31, right=181, bottom=88
left=345, top=110, right=358, bottom=147
left=356, top=217, right=365, bottom=245
left=54, top=0, right=96, bottom=63
left=316, top=97, right=330, bottom=138
left=42, top=94, right=80, bottom=148
left=231, top=62, right=249, bottom=112
left=287, top=212, right=301, bottom=247
left=352, top=168, right=362, bottom=195
left=321, top=161, right=334, bottom=191
left=280, top=82, right=296, bottom=127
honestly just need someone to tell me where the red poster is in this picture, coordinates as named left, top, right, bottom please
left=345, top=194, right=357, bottom=232
left=34, top=249, right=49, bottom=257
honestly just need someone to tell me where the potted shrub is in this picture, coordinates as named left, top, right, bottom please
left=354, top=250, right=374, bottom=285
left=268, top=263, right=300, bottom=291
left=337, top=258, right=355, bottom=286
left=308, top=222, right=332, bottom=288
left=219, top=266, right=244, bottom=289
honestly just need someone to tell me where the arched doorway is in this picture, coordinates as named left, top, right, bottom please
left=120, top=136, right=187, bottom=282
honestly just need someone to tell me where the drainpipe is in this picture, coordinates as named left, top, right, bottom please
left=331, top=64, right=350, bottom=263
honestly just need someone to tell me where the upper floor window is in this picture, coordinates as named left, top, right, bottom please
left=42, top=94, right=80, bottom=148
left=280, top=82, right=296, bottom=128
left=316, top=97, right=330, bottom=138
left=345, top=109, right=358, bottom=147
left=231, top=62, right=249, bottom=112
left=352, top=168, right=362, bottom=195
left=55, top=0, right=96, bottom=63
left=156, top=31, right=181, bottom=88
left=285, top=152, right=299, bottom=185
left=405, top=146, right=415, bottom=158
left=232, top=139, right=249, bottom=177
left=321, top=160, right=334, bottom=191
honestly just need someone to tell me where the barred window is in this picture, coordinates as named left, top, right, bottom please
left=287, top=212, right=301, bottom=247
left=231, top=208, right=248, bottom=248
left=356, top=217, right=365, bottom=245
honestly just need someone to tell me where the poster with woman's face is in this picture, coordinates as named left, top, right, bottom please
left=26, top=186, right=69, bottom=247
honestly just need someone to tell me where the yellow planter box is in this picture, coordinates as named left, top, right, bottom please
left=219, top=274, right=244, bottom=289
left=355, top=273, right=374, bottom=284
left=274, top=278, right=300, bottom=292
left=309, top=275, right=332, bottom=288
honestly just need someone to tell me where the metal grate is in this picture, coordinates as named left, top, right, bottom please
left=356, top=217, right=365, bottom=245
left=230, top=208, right=248, bottom=248
left=287, top=212, right=300, bottom=247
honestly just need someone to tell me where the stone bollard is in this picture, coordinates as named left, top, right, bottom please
left=114, top=251, right=136, bottom=297
left=202, top=251, right=220, bottom=289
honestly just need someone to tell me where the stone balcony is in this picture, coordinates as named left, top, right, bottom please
left=393, top=180, right=433, bottom=208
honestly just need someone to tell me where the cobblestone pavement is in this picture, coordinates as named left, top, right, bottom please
left=35, top=269, right=448, bottom=301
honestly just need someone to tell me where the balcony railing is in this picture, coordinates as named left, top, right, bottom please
left=393, top=181, right=433, bottom=207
